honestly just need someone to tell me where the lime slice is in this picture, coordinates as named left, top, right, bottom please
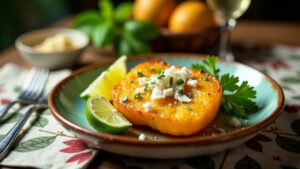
left=86, top=96, right=132, bottom=134
left=80, top=56, right=127, bottom=100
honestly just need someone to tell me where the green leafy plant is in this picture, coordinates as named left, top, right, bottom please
left=71, top=0, right=159, bottom=56
left=192, top=56, right=259, bottom=118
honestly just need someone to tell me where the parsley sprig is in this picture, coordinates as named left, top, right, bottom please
left=192, top=57, right=220, bottom=78
left=192, top=56, right=258, bottom=118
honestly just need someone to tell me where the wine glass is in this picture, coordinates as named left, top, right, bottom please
left=207, top=0, right=251, bottom=61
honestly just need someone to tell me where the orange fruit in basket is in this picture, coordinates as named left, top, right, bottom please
left=169, top=0, right=217, bottom=33
left=133, top=0, right=176, bottom=27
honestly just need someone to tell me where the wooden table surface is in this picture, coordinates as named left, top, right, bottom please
left=1, top=18, right=300, bottom=169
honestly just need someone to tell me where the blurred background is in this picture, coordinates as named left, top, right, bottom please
left=1, top=0, right=300, bottom=52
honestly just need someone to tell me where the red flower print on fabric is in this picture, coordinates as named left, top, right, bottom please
left=0, top=98, right=11, bottom=105
left=270, top=59, right=290, bottom=70
left=60, top=139, right=94, bottom=164
left=256, top=59, right=290, bottom=70
left=65, top=152, right=93, bottom=164
left=284, top=104, right=300, bottom=113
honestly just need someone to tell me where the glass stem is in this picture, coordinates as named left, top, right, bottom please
left=219, top=18, right=236, bottom=61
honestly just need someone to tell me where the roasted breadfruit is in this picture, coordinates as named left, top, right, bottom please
left=112, top=60, right=222, bottom=136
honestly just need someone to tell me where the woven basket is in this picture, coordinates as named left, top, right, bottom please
left=150, top=27, right=221, bottom=53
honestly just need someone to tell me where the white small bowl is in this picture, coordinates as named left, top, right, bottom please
left=15, top=28, right=89, bottom=69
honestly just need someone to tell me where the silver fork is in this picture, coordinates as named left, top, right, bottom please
left=0, top=68, right=49, bottom=118
left=0, top=90, right=49, bottom=160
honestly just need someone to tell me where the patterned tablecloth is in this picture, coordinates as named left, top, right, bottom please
left=0, top=44, right=299, bottom=169
left=0, top=66, right=97, bottom=169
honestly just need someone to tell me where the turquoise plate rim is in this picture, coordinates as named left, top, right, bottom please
left=49, top=53, right=285, bottom=146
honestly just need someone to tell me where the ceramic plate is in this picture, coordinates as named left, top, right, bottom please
left=49, top=54, right=284, bottom=159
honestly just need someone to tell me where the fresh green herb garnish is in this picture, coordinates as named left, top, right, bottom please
left=179, top=89, right=184, bottom=95
left=134, top=93, right=142, bottom=100
left=192, top=56, right=220, bottom=78
left=186, top=105, right=192, bottom=111
left=176, top=78, right=184, bottom=85
left=157, top=70, right=165, bottom=79
left=191, top=56, right=258, bottom=118
left=148, top=67, right=156, bottom=72
left=201, top=77, right=208, bottom=81
left=137, top=71, right=144, bottom=77
left=144, top=86, right=150, bottom=91
left=220, top=74, right=258, bottom=117
left=169, top=77, right=173, bottom=85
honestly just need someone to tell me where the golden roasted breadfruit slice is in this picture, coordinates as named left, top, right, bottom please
left=112, top=60, right=222, bottom=136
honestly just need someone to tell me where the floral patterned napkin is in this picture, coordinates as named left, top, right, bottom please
left=0, top=64, right=97, bottom=169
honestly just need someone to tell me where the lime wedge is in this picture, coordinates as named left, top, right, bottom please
left=80, top=56, right=127, bottom=100
left=86, top=96, right=132, bottom=134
